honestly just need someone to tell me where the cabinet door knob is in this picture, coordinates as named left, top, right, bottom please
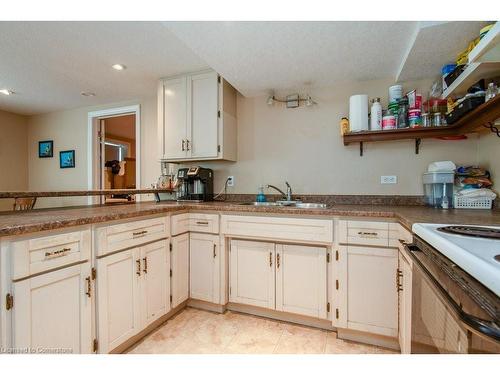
left=277, top=253, right=281, bottom=269
left=186, top=140, right=190, bottom=151
left=269, top=252, right=272, bottom=267
left=181, top=139, right=185, bottom=151
left=85, top=276, right=91, bottom=298
left=213, top=244, right=216, bottom=258
left=143, top=257, right=148, bottom=274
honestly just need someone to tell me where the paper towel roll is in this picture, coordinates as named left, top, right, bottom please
left=349, top=94, right=369, bottom=132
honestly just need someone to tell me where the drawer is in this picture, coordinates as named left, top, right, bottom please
left=11, top=228, right=91, bottom=280
left=171, top=213, right=219, bottom=235
left=221, top=215, right=333, bottom=244
left=96, top=216, right=169, bottom=256
left=338, top=220, right=399, bottom=247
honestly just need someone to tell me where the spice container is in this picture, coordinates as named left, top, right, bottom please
left=422, top=113, right=431, bottom=127
left=397, top=97, right=409, bottom=128
left=389, top=85, right=403, bottom=103
left=408, top=109, right=422, bottom=128
left=382, top=114, right=397, bottom=130
left=424, top=99, right=447, bottom=114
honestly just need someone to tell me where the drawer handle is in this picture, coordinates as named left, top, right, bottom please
left=213, top=244, right=216, bottom=258
left=133, top=230, right=148, bottom=237
left=45, top=247, right=71, bottom=259
left=195, top=221, right=209, bottom=226
left=358, top=231, right=378, bottom=236
left=143, top=257, right=148, bottom=274
left=85, top=276, right=91, bottom=298
left=136, top=259, right=141, bottom=276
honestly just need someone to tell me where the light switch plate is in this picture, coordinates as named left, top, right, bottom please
left=381, top=175, right=397, bottom=184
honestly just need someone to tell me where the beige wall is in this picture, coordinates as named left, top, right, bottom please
left=477, top=131, right=500, bottom=194
left=0, top=110, right=29, bottom=210
left=199, top=78, right=480, bottom=196
left=27, top=97, right=160, bottom=208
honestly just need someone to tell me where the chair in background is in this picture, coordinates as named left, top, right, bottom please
left=13, top=197, right=37, bottom=211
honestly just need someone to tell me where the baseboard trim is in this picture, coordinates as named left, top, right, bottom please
left=187, top=298, right=226, bottom=313
left=337, top=328, right=400, bottom=351
left=226, top=302, right=334, bottom=331
left=115, top=301, right=188, bottom=354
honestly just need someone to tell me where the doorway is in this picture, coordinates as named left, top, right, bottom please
left=87, top=105, right=141, bottom=205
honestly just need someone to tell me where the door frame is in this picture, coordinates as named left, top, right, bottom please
left=87, top=105, right=141, bottom=205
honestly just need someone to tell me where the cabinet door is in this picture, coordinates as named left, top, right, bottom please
left=97, top=248, right=141, bottom=353
left=188, top=71, right=219, bottom=159
left=229, top=240, right=275, bottom=309
left=163, top=76, right=188, bottom=160
left=189, top=233, right=219, bottom=303
left=171, top=233, right=189, bottom=308
left=141, top=240, right=170, bottom=327
left=398, top=252, right=412, bottom=354
left=276, top=244, right=327, bottom=319
left=12, top=262, right=92, bottom=353
left=346, top=245, right=398, bottom=337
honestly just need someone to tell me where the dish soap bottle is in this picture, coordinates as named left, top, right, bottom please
left=256, top=186, right=267, bottom=202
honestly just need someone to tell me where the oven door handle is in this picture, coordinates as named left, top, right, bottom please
left=404, top=242, right=500, bottom=342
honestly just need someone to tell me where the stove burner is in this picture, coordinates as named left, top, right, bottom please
left=437, top=226, right=500, bottom=239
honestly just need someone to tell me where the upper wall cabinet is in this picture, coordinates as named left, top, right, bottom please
left=158, top=70, right=237, bottom=162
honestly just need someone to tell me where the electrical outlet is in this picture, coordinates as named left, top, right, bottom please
left=381, top=175, right=397, bottom=184
left=227, top=176, right=234, bottom=187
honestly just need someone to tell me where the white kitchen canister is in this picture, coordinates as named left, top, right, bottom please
left=389, top=85, right=403, bottom=103
left=349, top=94, right=369, bottom=132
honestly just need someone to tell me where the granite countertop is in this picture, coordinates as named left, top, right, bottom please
left=1, top=200, right=500, bottom=237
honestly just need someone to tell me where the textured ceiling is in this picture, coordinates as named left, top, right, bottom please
left=0, top=21, right=489, bottom=115
left=0, top=22, right=208, bottom=115
left=164, top=21, right=420, bottom=96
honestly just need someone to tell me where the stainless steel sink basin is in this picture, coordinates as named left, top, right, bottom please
left=238, top=202, right=328, bottom=209
left=238, top=202, right=281, bottom=206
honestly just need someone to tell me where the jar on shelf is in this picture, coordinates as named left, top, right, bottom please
left=397, top=97, right=409, bottom=128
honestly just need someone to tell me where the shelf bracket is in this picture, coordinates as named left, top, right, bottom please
left=415, top=138, right=421, bottom=154
left=484, top=122, right=500, bottom=138
left=359, top=142, right=363, bottom=157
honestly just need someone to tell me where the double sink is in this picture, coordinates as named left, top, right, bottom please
left=239, top=201, right=328, bottom=209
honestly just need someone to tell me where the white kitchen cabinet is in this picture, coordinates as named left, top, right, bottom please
left=11, top=262, right=92, bottom=354
left=275, top=244, right=327, bottom=319
left=161, top=76, right=188, bottom=160
left=158, top=69, right=237, bottom=162
left=398, top=250, right=412, bottom=354
left=343, top=245, right=399, bottom=337
left=97, top=248, right=141, bottom=353
left=189, top=233, right=219, bottom=304
left=171, top=233, right=189, bottom=308
left=229, top=239, right=275, bottom=309
left=141, top=241, right=170, bottom=327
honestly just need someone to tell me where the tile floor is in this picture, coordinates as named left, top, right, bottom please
left=127, top=307, right=399, bottom=354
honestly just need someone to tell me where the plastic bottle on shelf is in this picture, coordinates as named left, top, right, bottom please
left=370, top=98, right=382, bottom=131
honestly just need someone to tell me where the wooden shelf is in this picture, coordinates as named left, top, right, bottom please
left=441, top=62, right=500, bottom=99
left=343, top=95, right=500, bottom=155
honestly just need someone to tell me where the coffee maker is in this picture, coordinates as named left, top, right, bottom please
left=176, top=167, right=214, bottom=202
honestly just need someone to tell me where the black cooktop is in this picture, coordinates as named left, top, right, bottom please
left=437, top=225, right=500, bottom=239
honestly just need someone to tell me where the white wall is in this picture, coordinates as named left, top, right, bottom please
left=0, top=110, right=29, bottom=210
left=27, top=97, right=160, bottom=208
left=199, top=78, right=480, bottom=196
left=477, top=131, right=500, bottom=194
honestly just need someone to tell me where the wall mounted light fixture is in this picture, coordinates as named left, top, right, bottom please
left=266, top=93, right=316, bottom=108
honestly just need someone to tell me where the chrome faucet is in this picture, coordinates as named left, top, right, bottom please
left=266, top=181, right=293, bottom=202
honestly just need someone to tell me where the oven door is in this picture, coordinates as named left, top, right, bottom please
left=406, top=241, right=500, bottom=354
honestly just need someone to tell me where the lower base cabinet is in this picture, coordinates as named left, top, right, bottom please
left=170, top=233, right=189, bottom=308
left=189, top=232, right=220, bottom=304
left=97, top=239, right=170, bottom=353
left=229, top=239, right=328, bottom=319
left=276, top=244, right=327, bottom=319
left=341, top=245, right=398, bottom=337
left=11, top=262, right=93, bottom=354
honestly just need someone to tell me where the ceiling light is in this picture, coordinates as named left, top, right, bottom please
left=112, top=64, right=126, bottom=71
left=0, top=89, right=14, bottom=96
left=81, top=91, right=96, bottom=97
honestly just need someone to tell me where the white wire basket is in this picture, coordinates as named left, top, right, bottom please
left=454, top=196, right=494, bottom=209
